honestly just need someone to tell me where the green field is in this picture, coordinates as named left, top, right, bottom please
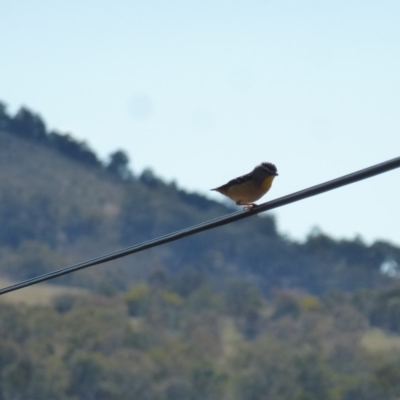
left=0, top=277, right=89, bottom=306
left=362, top=327, right=400, bottom=353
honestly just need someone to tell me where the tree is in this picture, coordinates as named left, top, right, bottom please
left=0, top=101, right=11, bottom=131
left=48, top=131, right=100, bottom=167
left=10, top=107, right=47, bottom=142
left=67, top=352, right=107, bottom=400
left=226, top=279, right=263, bottom=338
left=368, top=287, right=400, bottom=332
left=231, top=336, right=301, bottom=400
left=106, top=150, right=132, bottom=180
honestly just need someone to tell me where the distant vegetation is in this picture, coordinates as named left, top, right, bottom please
left=1, top=100, right=400, bottom=399
left=1, top=271, right=400, bottom=399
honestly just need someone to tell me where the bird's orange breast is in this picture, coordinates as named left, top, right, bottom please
left=260, top=175, right=275, bottom=193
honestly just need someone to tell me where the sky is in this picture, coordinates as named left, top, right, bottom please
left=1, top=0, right=400, bottom=246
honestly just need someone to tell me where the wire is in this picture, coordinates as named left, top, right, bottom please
left=1, top=155, right=400, bottom=296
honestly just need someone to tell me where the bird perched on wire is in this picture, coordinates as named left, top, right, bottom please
left=211, top=162, right=278, bottom=209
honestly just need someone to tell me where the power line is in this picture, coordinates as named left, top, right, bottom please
left=1, top=155, right=400, bottom=296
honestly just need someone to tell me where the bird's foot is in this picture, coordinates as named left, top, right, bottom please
left=243, top=204, right=257, bottom=211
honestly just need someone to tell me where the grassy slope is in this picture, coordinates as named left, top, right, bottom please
left=0, top=130, right=123, bottom=229
left=0, top=277, right=89, bottom=306
left=361, top=328, right=400, bottom=352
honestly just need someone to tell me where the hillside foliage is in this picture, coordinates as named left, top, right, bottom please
left=1, top=274, right=400, bottom=399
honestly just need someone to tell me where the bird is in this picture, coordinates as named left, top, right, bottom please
left=211, top=162, right=278, bottom=209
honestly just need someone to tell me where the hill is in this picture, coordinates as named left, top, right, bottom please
left=0, top=101, right=399, bottom=294
left=3, top=101, right=400, bottom=399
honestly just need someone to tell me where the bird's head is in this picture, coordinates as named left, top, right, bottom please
left=255, top=162, right=278, bottom=176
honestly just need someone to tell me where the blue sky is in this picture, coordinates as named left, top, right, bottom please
left=1, top=0, right=400, bottom=245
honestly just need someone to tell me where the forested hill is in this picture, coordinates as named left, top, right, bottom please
left=0, top=101, right=399, bottom=294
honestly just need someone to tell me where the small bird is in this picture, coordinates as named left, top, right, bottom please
left=211, top=162, right=278, bottom=209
